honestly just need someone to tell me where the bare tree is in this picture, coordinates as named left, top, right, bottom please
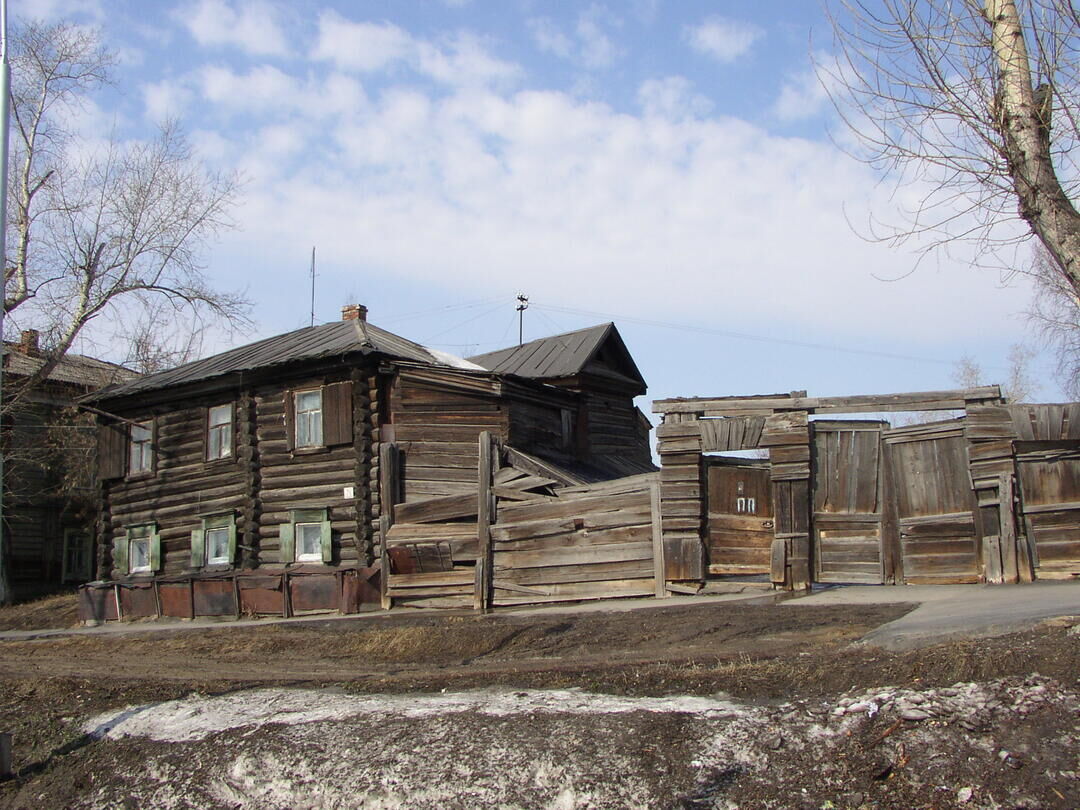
left=822, top=1, right=1080, bottom=294
left=1027, top=243, right=1080, bottom=396
left=5, top=19, right=250, bottom=399
left=953, top=343, right=1039, bottom=400
left=0, top=20, right=251, bottom=604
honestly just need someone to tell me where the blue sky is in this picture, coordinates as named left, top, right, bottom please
left=26, top=0, right=1054, bottom=414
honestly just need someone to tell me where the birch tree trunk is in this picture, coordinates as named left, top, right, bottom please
left=985, top=0, right=1080, bottom=296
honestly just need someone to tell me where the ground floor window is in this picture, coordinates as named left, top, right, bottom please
left=62, top=531, right=93, bottom=582
left=279, top=507, right=332, bottom=564
left=191, top=512, right=237, bottom=568
left=115, top=524, right=160, bottom=576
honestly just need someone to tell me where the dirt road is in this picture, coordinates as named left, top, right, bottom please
left=0, top=597, right=1077, bottom=808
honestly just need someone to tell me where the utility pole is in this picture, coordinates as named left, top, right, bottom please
left=309, top=247, right=316, bottom=328
left=516, top=294, right=528, bottom=347
left=0, top=0, right=12, bottom=606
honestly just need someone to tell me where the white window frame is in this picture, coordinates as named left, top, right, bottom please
left=207, top=404, right=233, bottom=460
left=294, top=389, right=323, bottom=448
left=129, top=420, right=154, bottom=474
left=129, top=526, right=152, bottom=573
left=295, top=521, right=323, bottom=562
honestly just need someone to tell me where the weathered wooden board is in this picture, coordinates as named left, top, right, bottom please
left=887, top=433, right=980, bottom=584
left=706, top=461, right=773, bottom=575
left=811, top=423, right=885, bottom=584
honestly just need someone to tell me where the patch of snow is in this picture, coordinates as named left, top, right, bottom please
left=85, top=687, right=749, bottom=744
left=424, top=346, right=487, bottom=371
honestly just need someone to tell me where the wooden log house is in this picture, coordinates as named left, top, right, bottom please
left=2, top=330, right=136, bottom=598
left=78, top=307, right=655, bottom=621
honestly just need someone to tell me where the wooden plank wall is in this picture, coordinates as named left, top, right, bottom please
left=383, top=433, right=666, bottom=609
left=491, top=475, right=659, bottom=606
left=392, top=369, right=505, bottom=501
left=655, top=415, right=706, bottom=581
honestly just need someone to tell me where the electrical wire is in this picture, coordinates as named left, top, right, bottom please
left=530, top=302, right=964, bottom=367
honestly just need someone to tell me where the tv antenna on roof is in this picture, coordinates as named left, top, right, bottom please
left=516, top=294, right=529, bottom=346
left=309, top=247, right=316, bottom=328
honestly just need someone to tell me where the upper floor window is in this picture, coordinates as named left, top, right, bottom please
left=295, top=389, right=323, bottom=448
left=129, top=421, right=153, bottom=474
left=207, top=404, right=233, bottom=460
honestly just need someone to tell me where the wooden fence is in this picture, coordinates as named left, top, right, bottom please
left=654, top=388, right=1080, bottom=589
left=381, top=434, right=667, bottom=609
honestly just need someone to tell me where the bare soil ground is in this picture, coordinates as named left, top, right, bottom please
left=0, top=596, right=1077, bottom=808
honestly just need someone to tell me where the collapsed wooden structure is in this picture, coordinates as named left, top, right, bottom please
left=654, top=387, right=1080, bottom=589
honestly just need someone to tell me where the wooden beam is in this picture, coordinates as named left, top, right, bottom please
left=475, top=432, right=495, bottom=611
left=379, top=442, right=399, bottom=611
left=655, top=386, right=1004, bottom=415
left=650, top=479, right=667, bottom=598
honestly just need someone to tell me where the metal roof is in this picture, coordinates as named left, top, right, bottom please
left=468, top=323, right=646, bottom=393
left=87, top=319, right=484, bottom=401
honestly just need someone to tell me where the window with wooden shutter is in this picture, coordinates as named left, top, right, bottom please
left=97, top=421, right=127, bottom=480
left=123, top=524, right=160, bottom=575
left=323, top=381, right=353, bottom=446
left=192, top=513, right=237, bottom=567
left=280, top=507, right=332, bottom=564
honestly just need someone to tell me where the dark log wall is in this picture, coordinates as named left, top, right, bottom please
left=100, top=365, right=379, bottom=579
left=105, top=401, right=248, bottom=578
left=582, top=392, right=650, bottom=463
left=254, top=378, right=361, bottom=568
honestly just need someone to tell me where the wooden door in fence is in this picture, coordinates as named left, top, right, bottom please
left=811, top=421, right=888, bottom=584
left=705, top=459, right=773, bottom=575
left=1015, top=444, right=1080, bottom=577
left=885, top=421, right=981, bottom=584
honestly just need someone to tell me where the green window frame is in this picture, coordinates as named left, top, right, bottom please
left=190, top=513, right=238, bottom=568
left=278, top=507, right=332, bottom=564
left=114, top=524, right=161, bottom=577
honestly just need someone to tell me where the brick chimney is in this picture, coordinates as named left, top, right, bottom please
left=18, top=329, right=40, bottom=356
left=341, top=304, right=368, bottom=322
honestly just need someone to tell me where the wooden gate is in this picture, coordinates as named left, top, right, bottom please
left=1015, top=443, right=1080, bottom=577
left=705, top=458, right=773, bottom=575
left=811, top=421, right=889, bottom=584
left=885, top=421, right=981, bottom=584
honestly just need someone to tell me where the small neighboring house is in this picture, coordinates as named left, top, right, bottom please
left=81, top=306, right=654, bottom=618
left=3, top=330, right=137, bottom=598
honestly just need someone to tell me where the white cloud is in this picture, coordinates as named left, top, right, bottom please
left=27, top=0, right=104, bottom=22
left=311, top=13, right=413, bottom=72
left=176, top=0, right=290, bottom=57
left=638, top=77, right=712, bottom=120
left=774, top=52, right=841, bottom=122
left=686, top=16, right=764, bottom=64
left=196, top=65, right=367, bottom=119
left=312, top=11, right=519, bottom=88
left=529, top=6, right=622, bottom=69
left=529, top=18, right=574, bottom=60
left=193, top=77, right=1025, bottom=347
left=142, top=78, right=192, bottom=120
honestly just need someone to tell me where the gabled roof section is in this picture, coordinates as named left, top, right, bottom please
left=3, top=346, right=137, bottom=390
left=467, top=323, right=646, bottom=395
left=87, top=319, right=484, bottom=402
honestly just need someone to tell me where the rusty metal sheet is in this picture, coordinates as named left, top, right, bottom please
left=238, top=578, right=284, bottom=616
left=193, top=579, right=236, bottom=617
left=77, top=586, right=117, bottom=623
left=289, top=574, right=338, bottom=612
left=340, top=567, right=381, bottom=613
left=159, top=582, right=193, bottom=618
left=119, top=584, right=157, bottom=619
